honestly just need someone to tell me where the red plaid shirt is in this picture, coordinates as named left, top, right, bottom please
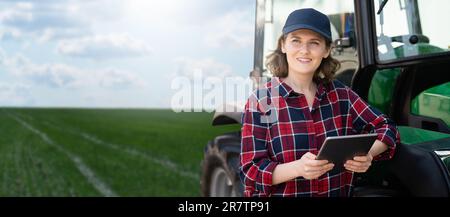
left=240, top=77, right=400, bottom=197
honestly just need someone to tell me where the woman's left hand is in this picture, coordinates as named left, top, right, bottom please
left=344, top=152, right=373, bottom=173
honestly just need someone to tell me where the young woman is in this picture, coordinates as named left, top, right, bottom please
left=240, top=8, right=400, bottom=197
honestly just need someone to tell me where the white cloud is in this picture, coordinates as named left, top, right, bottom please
left=173, top=57, right=236, bottom=80
left=204, top=9, right=254, bottom=49
left=1, top=51, right=146, bottom=89
left=57, top=33, right=152, bottom=59
left=0, top=3, right=33, bottom=25
left=0, top=48, right=27, bottom=66
left=170, top=57, right=252, bottom=112
left=19, top=63, right=146, bottom=89
left=0, top=2, right=84, bottom=32
left=0, top=28, right=23, bottom=40
left=96, top=68, right=146, bottom=89
left=37, top=27, right=88, bottom=43
left=0, top=1, right=119, bottom=42
left=0, top=83, right=34, bottom=106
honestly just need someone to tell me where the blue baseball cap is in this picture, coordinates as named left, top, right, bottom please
left=282, top=8, right=332, bottom=42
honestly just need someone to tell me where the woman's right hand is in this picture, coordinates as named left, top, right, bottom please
left=295, top=152, right=334, bottom=180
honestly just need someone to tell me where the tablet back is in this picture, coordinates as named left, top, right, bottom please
left=316, top=134, right=378, bottom=167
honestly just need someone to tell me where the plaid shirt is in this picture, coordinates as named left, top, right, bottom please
left=240, top=77, right=400, bottom=197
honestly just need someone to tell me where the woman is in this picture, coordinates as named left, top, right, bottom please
left=240, top=8, right=400, bottom=197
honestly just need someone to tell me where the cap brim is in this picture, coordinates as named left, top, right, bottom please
left=283, top=24, right=331, bottom=42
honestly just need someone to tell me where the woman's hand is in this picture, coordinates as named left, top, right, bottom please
left=344, top=152, right=373, bottom=173
left=296, top=152, right=334, bottom=180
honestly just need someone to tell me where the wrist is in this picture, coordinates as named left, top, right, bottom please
left=292, top=160, right=304, bottom=178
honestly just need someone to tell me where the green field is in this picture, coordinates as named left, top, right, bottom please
left=0, top=108, right=240, bottom=196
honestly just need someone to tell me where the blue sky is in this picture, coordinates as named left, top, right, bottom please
left=0, top=0, right=255, bottom=108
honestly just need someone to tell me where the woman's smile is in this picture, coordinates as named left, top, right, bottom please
left=296, top=57, right=312, bottom=64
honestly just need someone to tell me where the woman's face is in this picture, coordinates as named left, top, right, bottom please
left=282, top=29, right=331, bottom=77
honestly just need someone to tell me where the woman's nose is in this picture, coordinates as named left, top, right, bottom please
left=298, top=43, right=309, bottom=54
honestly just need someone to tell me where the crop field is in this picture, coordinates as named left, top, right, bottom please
left=0, top=108, right=240, bottom=196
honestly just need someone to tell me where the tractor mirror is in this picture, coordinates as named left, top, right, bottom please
left=335, top=37, right=352, bottom=49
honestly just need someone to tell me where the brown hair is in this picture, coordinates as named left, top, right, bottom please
left=265, top=35, right=340, bottom=84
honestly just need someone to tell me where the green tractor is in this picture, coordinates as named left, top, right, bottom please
left=201, top=0, right=450, bottom=197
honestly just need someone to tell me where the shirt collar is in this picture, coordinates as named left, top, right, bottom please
left=274, top=77, right=327, bottom=99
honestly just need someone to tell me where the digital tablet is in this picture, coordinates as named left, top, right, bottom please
left=316, top=133, right=378, bottom=167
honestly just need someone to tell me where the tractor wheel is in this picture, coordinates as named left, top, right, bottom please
left=201, top=133, right=242, bottom=197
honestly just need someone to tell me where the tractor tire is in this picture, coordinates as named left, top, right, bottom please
left=201, top=132, right=243, bottom=197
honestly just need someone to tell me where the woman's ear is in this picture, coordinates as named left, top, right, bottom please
left=281, top=41, right=286, bottom=53
left=323, top=46, right=331, bottom=58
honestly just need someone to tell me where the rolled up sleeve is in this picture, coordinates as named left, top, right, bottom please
left=348, top=88, right=400, bottom=161
left=239, top=94, right=278, bottom=197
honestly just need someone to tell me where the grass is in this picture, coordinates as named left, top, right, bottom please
left=0, top=108, right=240, bottom=196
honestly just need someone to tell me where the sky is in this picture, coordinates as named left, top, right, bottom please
left=0, top=0, right=255, bottom=109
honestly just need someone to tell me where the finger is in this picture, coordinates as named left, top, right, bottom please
left=303, top=171, right=319, bottom=179
left=323, top=166, right=333, bottom=173
left=345, top=162, right=364, bottom=169
left=304, top=166, right=323, bottom=173
left=344, top=163, right=367, bottom=173
left=344, top=164, right=359, bottom=172
left=306, top=170, right=327, bottom=179
left=354, top=155, right=373, bottom=162
left=307, top=152, right=328, bottom=163
left=318, top=165, right=334, bottom=173
left=353, top=168, right=366, bottom=173
left=303, top=152, right=317, bottom=159
left=307, top=165, right=336, bottom=178
left=309, top=159, right=329, bottom=166
left=346, top=160, right=365, bottom=167
left=353, top=156, right=368, bottom=161
left=350, top=160, right=372, bottom=168
left=316, top=164, right=334, bottom=173
left=344, top=163, right=357, bottom=170
left=319, top=166, right=334, bottom=174
left=306, top=163, right=333, bottom=173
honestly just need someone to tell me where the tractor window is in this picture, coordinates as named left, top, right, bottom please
left=374, top=0, right=450, bottom=62
left=262, top=0, right=357, bottom=84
